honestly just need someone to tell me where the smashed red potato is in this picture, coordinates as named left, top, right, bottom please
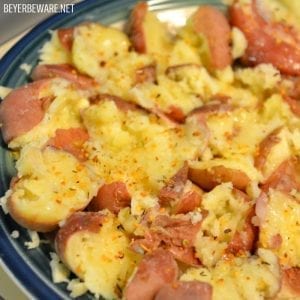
left=1, top=0, right=300, bottom=299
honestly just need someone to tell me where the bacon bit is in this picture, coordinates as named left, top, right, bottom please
left=57, top=28, right=74, bottom=52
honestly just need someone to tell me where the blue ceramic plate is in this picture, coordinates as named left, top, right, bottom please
left=0, top=0, right=224, bottom=299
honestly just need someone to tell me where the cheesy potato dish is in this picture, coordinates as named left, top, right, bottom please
left=1, top=0, right=300, bottom=299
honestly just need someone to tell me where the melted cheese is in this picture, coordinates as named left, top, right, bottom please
left=259, top=190, right=300, bottom=267
left=181, top=249, right=280, bottom=300
left=195, top=183, right=251, bottom=267
left=39, top=31, right=72, bottom=64
left=64, top=213, right=138, bottom=299
left=83, top=100, right=204, bottom=215
left=72, top=23, right=131, bottom=79
left=142, top=10, right=174, bottom=69
left=206, top=108, right=277, bottom=158
left=11, top=147, right=98, bottom=226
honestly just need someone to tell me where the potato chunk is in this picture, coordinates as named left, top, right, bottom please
left=194, top=183, right=252, bottom=267
left=7, top=147, right=98, bottom=232
left=127, top=2, right=173, bottom=60
left=83, top=100, right=205, bottom=215
left=56, top=212, right=137, bottom=299
left=72, top=23, right=131, bottom=79
left=181, top=249, right=280, bottom=300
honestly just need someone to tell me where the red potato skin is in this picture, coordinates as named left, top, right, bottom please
left=230, top=0, right=300, bottom=76
left=188, top=94, right=232, bottom=120
left=284, top=96, right=300, bottom=117
left=7, top=195, right=58, bottom=232
left=31, top=64, right=97, bottom=89
left=269, top=233, right=282, bottom=249
left=189, top=103, right=232, bottom=117
left=284, top=76, right=300, bottom=100
left=55, top=212, right=106, bottom=261
left=155, top=281, right=213, bottom=300
left=225, top=190, right=257, bottom=256
left=168, top=247, right=201, bottom=267
left=9, top=176, right=19, bottom=189
left=193, top=6, right=232, bottom=70
left=127, top=2, right=148, bottom=53
left=165, top=63, right=202, bottom=78
left=87, top=181, right=131, bottom=214
left=89, top=93, right=184, bottom=126
left=281, top=267, right=300, bottom=296
left=0, top=80, right=51, bottom=143
left=254, top=127, right=282, bottom=171
left=125, top=249, right=178, bottom=300
left=173, top=190, right=202, bottom=215
left=158, top=162, right=188, bottom=205
left=159, top=162, right=202, bottom=214
left=261, top=157, right=300, bottom=193
left=135, top=64, right=156, bottom=84
left=57, top=28, right=74, bottom=51
left=226, top=206, right=258, bottom=256
left=255, top=191, right=268, bottom=226
left=89, top=93, right=140, bottom=112
left=165, top=106, right=186, bottom=123
left=131, top=215, right=202, bottom=266
left=47, top=128, right=89, bottom=161
left=188, top=165, right=251, bottom=191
